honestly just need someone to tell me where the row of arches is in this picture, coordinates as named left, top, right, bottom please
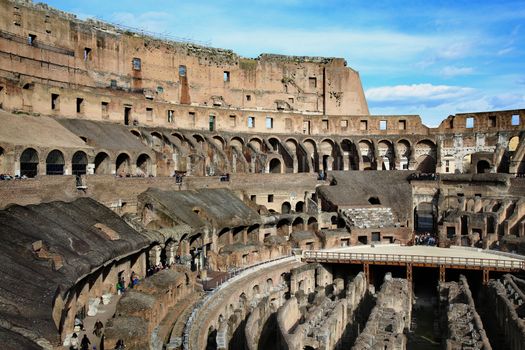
left=133, top=128, right=439, bottom=175
left=17, top=148, right=152, bottom=177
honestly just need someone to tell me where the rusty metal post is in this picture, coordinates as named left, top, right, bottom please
left=439, top=265, right=446, bottom=283
left=483, top=269, right=490, bottom=285
left=363, top=263, right=370, bottom=285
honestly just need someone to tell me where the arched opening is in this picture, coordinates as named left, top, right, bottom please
left=359, top=140, right=374, bottom=169
left=292, top=217, right=304, bottom=232
left=94, top=152, right=111, bottom=175
left=378, top=140, right=394, bottom=170
left=71, top=151, right=88, bottom=176
left=414, top=202, right=436, bottom=233
left=281, top=202, right=291, bottom=214
left=307, top=217, right=318, bottom=231
left=341, top=139, right=359, bottom=170
left=416, top=155, right=436, bottom=173
left=46, top=150, right=65, bottom=175
left=136, top=153, right=151, bottom=176
left=116, top=153, right=131, bottom=176
left=130, top=130, right=141, bottom=139
left=20, top=148, right=39, bottom=178
left=276, top=219, right=290, bottom=236
left=508, top=136, right=519, bottom=152
left=269, top=158, right=282, bottom=173
left=477, top=160, right=491, bottom=174
left=368, top=196, right=381, bottom=205
left=397, top=140, right=411, bottom=170
left=295, top=201, right=304, bottom=213
left=303, top=139, right=319, bottom=172
left=268, top=137, right=280, bottom=152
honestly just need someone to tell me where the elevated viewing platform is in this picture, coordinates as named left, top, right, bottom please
left=303, top=245, right=525, bottom=283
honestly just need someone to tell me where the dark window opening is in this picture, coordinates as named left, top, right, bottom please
left=124, top=106, right=132, bottom=126
left=84, top=48, right=92, bottom=61
left=189, top=112, right=196, bottom=126
left=76, top=98, right=84, bottom=114
left=146, top=107, right=153, bottom=121
left=248, top=116, right=255, bottom=128
left=399, top=120, right=406, bottom=130
left=209, top=115, right=216, bottom=131
left=246, top=94, right=251, bottom=101
left=51, top=93, right=59, bottom=111
left=489, top=115, right=497, bottom=127
left=179, top=65, right=187, bottom=76
left=268, top=194, right=274, bottom=203
left=322, top=119, right=329, bottom=130
left=110, top=79, right=117, bottom=88
left=250, top=195, right=256, bottom=202
left=371, top=232, right=380, bottom=242
left=360, top=120, right=368, bottom=130
left=28, top=34, right=36, bottom=45
left=167, top=110, right=174, bottom=123
left=230, top=115, right=236, bottom=127
left=223, top=71, right=230, bottom=82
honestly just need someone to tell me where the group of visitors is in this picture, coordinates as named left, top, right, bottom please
left=116, top=272, right=140, bottom=295
left=69, top=324, right=125, bottom=350
left=414, top=232, right=438, bottom=246
left=146, top=262, right=171, bottom=276
left=219, top=173, right=230, bottom=182
left=0, top=173, right=28, bottom=180
left=318, top=170, right=327, bottom=181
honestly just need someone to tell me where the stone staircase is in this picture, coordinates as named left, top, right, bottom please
left=165, top=292, right=205, bottom=350
left=341, top=207, right=396, bottom=228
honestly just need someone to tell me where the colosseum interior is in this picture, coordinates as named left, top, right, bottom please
left=0, top=1, right=525, bottom=349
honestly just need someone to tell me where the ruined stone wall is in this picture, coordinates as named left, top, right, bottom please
left=439, top=276, right=492, bottom=350
left=0, top=0, right=370, bottom=124
left=104, top=267, right=194, bottom=350
left=481, top=275, right=525, bottom=350
left=353, top=274, right=411, bottom=350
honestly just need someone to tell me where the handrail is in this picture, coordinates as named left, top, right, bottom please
left=303, top=250, right=525, bottom=270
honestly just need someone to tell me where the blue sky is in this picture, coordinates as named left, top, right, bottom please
left=42, top=0, right=525, bottom=126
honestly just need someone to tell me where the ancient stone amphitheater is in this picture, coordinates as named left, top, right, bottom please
left=0, top=1, right=524, bottom=349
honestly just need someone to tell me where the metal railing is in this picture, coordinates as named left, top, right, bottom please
left=303, top=250, right=525, bottom=270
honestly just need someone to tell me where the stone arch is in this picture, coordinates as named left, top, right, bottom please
left=397, top=139, right=411, bottom=170
left=303, top=139, right=319, bottom=172
left=266, top=278, right=273, bottom=292
left=340, top=139, right=359, bottom=170
left=462, top=154, right=473, bottom=174
left=116, top=153, right=131, bottom=176
left=320, top=138, right=342, bottom=171
left=94, top=152, right=111, bottom=175
left=414, top=139, right=437, bottom=173
left=281, top=202, right=291, bottom=214
left=358, top=139, right=374, bottom=168
left=71, top=151, right=88, bottom=176
left=295, top=201, right=304, bottom=213
left=252, top=284, right=260, bottom=296
left=377, top=140, right=395, bottom=170
left=230, top=136, right=245, bottom=149
left=307, top=217, right=318, bottom=231
left=130, top=129, right=142, bottom=138
left=248, top=137, right=263, bottom=152
left=46, top=149, right=65, bottom=175
left=136, top=153, right=152, bottom=176
left=509, top=136, right=519, bottom=152
left=292, top=217, right=304, bottom=232
left=269, top=158, right=282, bottom=173
left=267, top=137, right=279, bottom=152
left=150, top=132, right=164, bottom=152
left=20, top=147, right=39, bottom=178
left=218, top=227, right=231, bottom=247
left=477, top=160, right=491, bottom=174
left=286, top=138, right=309, bottom=173
left=276, top=219, right=291, bottom=236
left=212, top=136, right=225, bottom=150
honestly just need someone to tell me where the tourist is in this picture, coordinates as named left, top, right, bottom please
left=116, top=278, right=125, bottom=295
left=115, top=339, right=126, bottom=349
left=81, top=334, right=91, bottom=350
left=70, top=333, right=79, bottom=350
left=93, top=319, right=104, bottom=337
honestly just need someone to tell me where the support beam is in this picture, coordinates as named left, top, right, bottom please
left=439, top=265, right=446, bottom=283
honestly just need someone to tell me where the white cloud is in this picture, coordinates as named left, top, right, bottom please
left=365, top=84, right=475, bottom=102
left=441, top=66, right=474, bottom=77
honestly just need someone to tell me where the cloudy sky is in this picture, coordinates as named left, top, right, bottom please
left=43, top=0, right=525, bottom=126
